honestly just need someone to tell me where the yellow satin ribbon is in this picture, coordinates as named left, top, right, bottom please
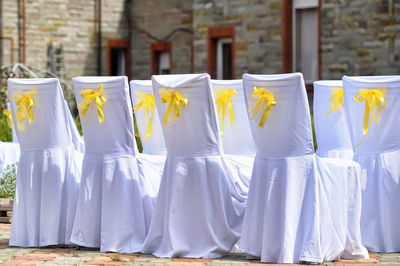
left=354, top=88, right=386, bottom=147
left=3, top=109, right=13, bottom=129
left=326, top=87, right=344, bottom=115
left=159, top=88, right=188, bottom=127
left=214, top=87, right=236, bottom=137
left=249, top=87, right=277, bottom=129
left=133, top=90, right=155, bottom=141
left=78, top=84, right=107, bottom=123
left=11, top=89, right=37, bottom=131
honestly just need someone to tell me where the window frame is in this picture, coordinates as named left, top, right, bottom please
left=282, top=0, right=321, bottom=87
left=107, top=39, right=131, bottom=78
left=151, top=42, right=172, bottom=75
left=207, top=26, right=235, bottom=79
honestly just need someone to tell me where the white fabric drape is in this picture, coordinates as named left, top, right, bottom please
left=313, top=80, right=353, bottom=159
left=210, top=79, right=254, bottom=196
left=129, top=80, right=166, bottom=171
left=70, top=76, right=162, bottom=253
left=141, top=74, right=246, bottom=258
left=313, top=80, right=368, bottom=260
left=0, top=141, right=20, bottom=175
left=343, top=75, right=400, bottom=252
left=239, top=73, right=366, bottom=263
left=8, top=78, right=82, bottom=247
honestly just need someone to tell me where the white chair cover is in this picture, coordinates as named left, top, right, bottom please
left=239, top=73, right=366, bottom=263
left=70, top=76, right=161, bottom=253
left=210, top=79, right=255, bottom=191
left=0, top=141, right=20, bottom=174
left=141, top=74, right=246, bottom=258
left=5, top=103, right=18, bottom=143
left=64, top=100, right=85, bottom=154
left=313, top=80, right=368, bottom=260
left=343, top=75, right=400, bottom=252
left=129, top=80, right=166, bottom=170
left=210, top=79, right=255, bottom=155
left=7, top=78, right=82, bottom=247
left=313, top=80, right=353, bottom=159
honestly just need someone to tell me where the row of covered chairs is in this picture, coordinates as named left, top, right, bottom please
left=6, top=73, right=399, bottom=263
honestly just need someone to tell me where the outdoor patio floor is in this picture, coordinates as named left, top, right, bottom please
left=0, top=224, right=398, bottom=265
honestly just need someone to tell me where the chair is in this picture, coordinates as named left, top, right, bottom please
left=7, top=78, right=82, bottom=247
left=141, top=74, right=246, bottom=258
left=70, top=76, right=161, bottom=253
left=210, top=79, right=255, bottom=190
left=343, top=75, right=400, bottom=252
left=210, top=79, right=255, bottom=156
left=239, top=73, right=366, bottom=263
left=313, top=80, right=353, bottom=159
left=313, top=80, right=368, bottom=260
left=129, top=80, right=166, bottom=170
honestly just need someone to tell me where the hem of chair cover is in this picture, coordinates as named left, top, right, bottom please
left=9, top=239, right=64, bottom=248
left=238, top=246, right=324, bottom=264
left=255, top=152, right=315, bottom=160
left=354, top=146, right=400, bottom=156
left=148, top=251, right=232, bottom=259
left=69, top=238, right=100, bottom=249
left=363, top=245, right=400, bottom=253
left=100, top=246, right=141, bottom=254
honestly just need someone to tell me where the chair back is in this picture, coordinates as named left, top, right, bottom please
left=73, top=76, right=137, bottom=155
left=313, top=80, right=353, bottom=158
left=8, top=78, right=72, bottom=151
left=242, top=73, right=314, bottom=158
left=343, top=75, right=400, bottom=154
left=130, top=80, right=166, bottom=155
left=152, top=74, right=221, bottom=157
left=211, top=79, right=255, bottom=155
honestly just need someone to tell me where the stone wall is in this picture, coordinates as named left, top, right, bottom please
left=193, top=0, right=283, bottom=77
left=0, top=0, right=129, bottom=81
left=130, top=0, right=193, bottom=79
left=321, top=0, right=400, bottom=79
left=0, top=0, right=399, bottom=84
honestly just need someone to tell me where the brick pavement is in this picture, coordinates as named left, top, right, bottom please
left=0, top=224, right=398, bottom=265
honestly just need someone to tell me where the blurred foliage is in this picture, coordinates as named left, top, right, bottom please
left=0, top=70, right=17, bottom=142
left=311, top=114, right=318, bottom=151
left=133, top=114, right=143, bottom=153
left=0, top=163, right=17, bottom=198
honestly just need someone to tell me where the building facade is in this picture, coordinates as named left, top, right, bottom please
left=0, top=0, right=399, bottom=85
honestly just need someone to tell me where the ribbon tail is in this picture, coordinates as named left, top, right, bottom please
left=259, top=104, right=271, bottom=129
left=227, top=101, right=234, bottom=128
left=144, top=115, right=152, bottom=141
left=362, top=101, right=370, bottom=136
left=96, top=101, right=105, bottom=123
left=163, top=101, right=173, bottom=126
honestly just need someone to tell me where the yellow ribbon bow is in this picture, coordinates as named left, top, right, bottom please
left=11, top=89, right=37, bottom=131
left=354, top=88, right=386, bottom=147
left=3, top=109, right=13, bottom=129
left=133, top=90, right=156, bottom=141
left=326, top=87, right=344, bottom=115
left=214, top=88, right=236, bottom=137
left=159, top=88, right=188, bottom=127
left=78, top=84, right=107, bottom=123
left=249, top=86, right=277, bottom=129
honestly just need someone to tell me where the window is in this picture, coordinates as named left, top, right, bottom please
left=282, top=0, right=320, bottom=85
left=217, top=38, right=233, bottom=79
left=208, top=27, right=235, bottom=79
left=151, top=42, right=172, bottom=75
left=107, top=39, right=130, bottom=77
